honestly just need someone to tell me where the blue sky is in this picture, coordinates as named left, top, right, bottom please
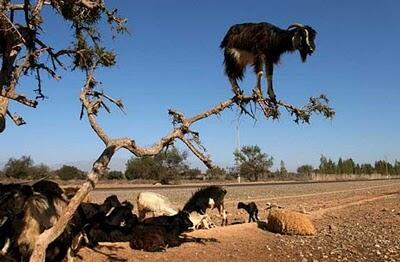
left=1, top=0, right=399, bottom=171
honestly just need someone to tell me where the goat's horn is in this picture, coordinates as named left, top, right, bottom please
left=20, top=174, right=51, bottom=186
left=288, top=23, right=305, bottom=30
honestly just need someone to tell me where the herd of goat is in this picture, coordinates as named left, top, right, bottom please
left=0, top=179, right=316, bottom=262
left=0, top=180, right=238, bottom=261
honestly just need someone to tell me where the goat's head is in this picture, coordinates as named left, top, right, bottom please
left=288, top=23, right=317, bottom=62
left=0, top=184, right=33, bottom=220
left=104, top=195, right=121, bottom=208
left=174, top=211, right=194, bottom=232
left=237, top=202, right=245, bottom=209
left=122, top=200, right=134, bottom=211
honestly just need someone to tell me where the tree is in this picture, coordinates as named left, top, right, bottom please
left=125, top=147, right=188, bottom=184
left=337, top=157, right=343, bottom=174
left=56, top=165, right=85, bottom=180
left=106, top=170, right=125, bottom=180
left=183, top=168, right=202, bottom=180
left=318, top=155, right=336, bottom=174
left=234, top=145, right=273, bottom=181
left=206, top=166, right=227, bottom=180
left=3, top=155, right=34, bottom=179
left=360, top=163, right=374, bottom=175
left=297, top=164, right=314, bottom=175
left=279, top=160, right=288, bottom=176
left=394, top=160, right=400, bottom=175
left=375, top=160, right=391, bottom=175
left=0, top=2, right=335, bottom=260
left=342, top=158, right=355, bottom=174
left=30, top=163, right=51, bottom=179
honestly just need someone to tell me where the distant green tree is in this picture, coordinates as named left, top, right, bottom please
left=206, top=166, right=227, bottom=180
left=394, top=160, right=400, bottom=175
left=30, top=163, right=51, bottom=179
left=374, top=160, right=392, bottom=175
left=125, top=147, right=188, bottom=184
left=319, top=155, right=328, bottom=174
left=297, top=165, right=314, bottom=175
left=319, top=155, right=336, bottom=174
left=125, top=156, right=159, bottom=180
left=234, top=145, right=273, bottom=181
left=360, top=163, right=374, bottom=175
left=279, top=160, right=288, bottom=176
left=354, top=164, right=361, bottom=175
left=337, top=157, right=343, bottom=174
left=342, top=158, right=355, bottom=174
left=184, top=168, right=202, bottom=180
left=56, top=165, right=85, bottom=180
left=4, top=156, right=34, bottom=179
left=106, top=170, right=125, bottom=180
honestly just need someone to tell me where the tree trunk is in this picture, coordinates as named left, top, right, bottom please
left=29, top=145, right=116, bottom=262
left=0, top=96, right=8, bottom=133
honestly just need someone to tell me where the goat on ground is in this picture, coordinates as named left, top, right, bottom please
left=104, top=200, right=137, bottom=227
left=220, top=22, right=317, bottom=102
left=76, top=194, right=121, bottom=225
left=260, top=203, right=316, bottom=236
left=136, top=191, right=178, bottom=220
left=68, top=194, right=123, bottom=253
left=129, top=211, right=193, bottom=252
left=237, top=201, right=260, bottom=222
left=183, top=185, right=228, bottom=226
left=0, top=180, right=73, bottom=262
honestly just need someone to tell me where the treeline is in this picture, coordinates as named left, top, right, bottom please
left=306, top=155, right=400, bottom=176
left=1, top=148, right=399, bottom=182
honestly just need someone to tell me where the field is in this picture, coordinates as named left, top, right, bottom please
left=79, top=179, right=400, bottom=261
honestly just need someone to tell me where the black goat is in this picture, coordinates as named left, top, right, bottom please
left=237, top=202, right=260, bottom=222
left=183, top=185, right=228, bottom=226
left=129, top=211, right=193, bottom=252
left=67, top=194, right=123, bottom=253
left=84, top=223, right=135, bottom=248
left=104, top=200, right=137, bottom=227
left=220, top=22, right=317, bottom=102
left=77, top=194, right=121, bottom=225
left=83, top=200, right=138, bottom=248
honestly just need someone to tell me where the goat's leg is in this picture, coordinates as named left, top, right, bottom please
left=253, top=59, right=264, bottom=95
left=217, top=204, right=228, bottom=226
left=248, top=215, right=251, bottom=223
left=229, top=77, right=243, bottom=97
left=266, top=63, right=277, bottom=104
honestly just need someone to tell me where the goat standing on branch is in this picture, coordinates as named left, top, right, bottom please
left=220, top=22, right=317, bottom=103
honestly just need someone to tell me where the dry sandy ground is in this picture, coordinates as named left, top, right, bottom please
left=78, top=180, right=400, bottom=261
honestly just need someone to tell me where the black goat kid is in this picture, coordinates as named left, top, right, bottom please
left=220, top=22, right=317, bottom=102
left=237, top=202, right=259, bottom=222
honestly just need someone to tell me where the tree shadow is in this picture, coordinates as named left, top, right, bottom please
left=180, top=235, right=220, bottom=246
left=90, top=244, right=128, bottom=262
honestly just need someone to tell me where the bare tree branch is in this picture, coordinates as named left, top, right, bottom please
left=7, top=110, right=26, bottom=126
left=0, top=89, right=38, bottom=107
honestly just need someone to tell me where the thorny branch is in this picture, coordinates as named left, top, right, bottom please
left=0, top=0, right=127, bottom=132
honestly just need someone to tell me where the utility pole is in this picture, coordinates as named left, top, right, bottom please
left=236, top=123, right=241, bottom=183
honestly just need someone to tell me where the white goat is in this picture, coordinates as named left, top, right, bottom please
left=136, top=192, right=178, bottom=220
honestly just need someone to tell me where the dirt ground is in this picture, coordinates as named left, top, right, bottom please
left=78, top=180, right=400, bottom=261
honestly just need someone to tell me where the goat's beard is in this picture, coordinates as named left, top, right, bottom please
left=300, top=50, right=308, bottom=62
